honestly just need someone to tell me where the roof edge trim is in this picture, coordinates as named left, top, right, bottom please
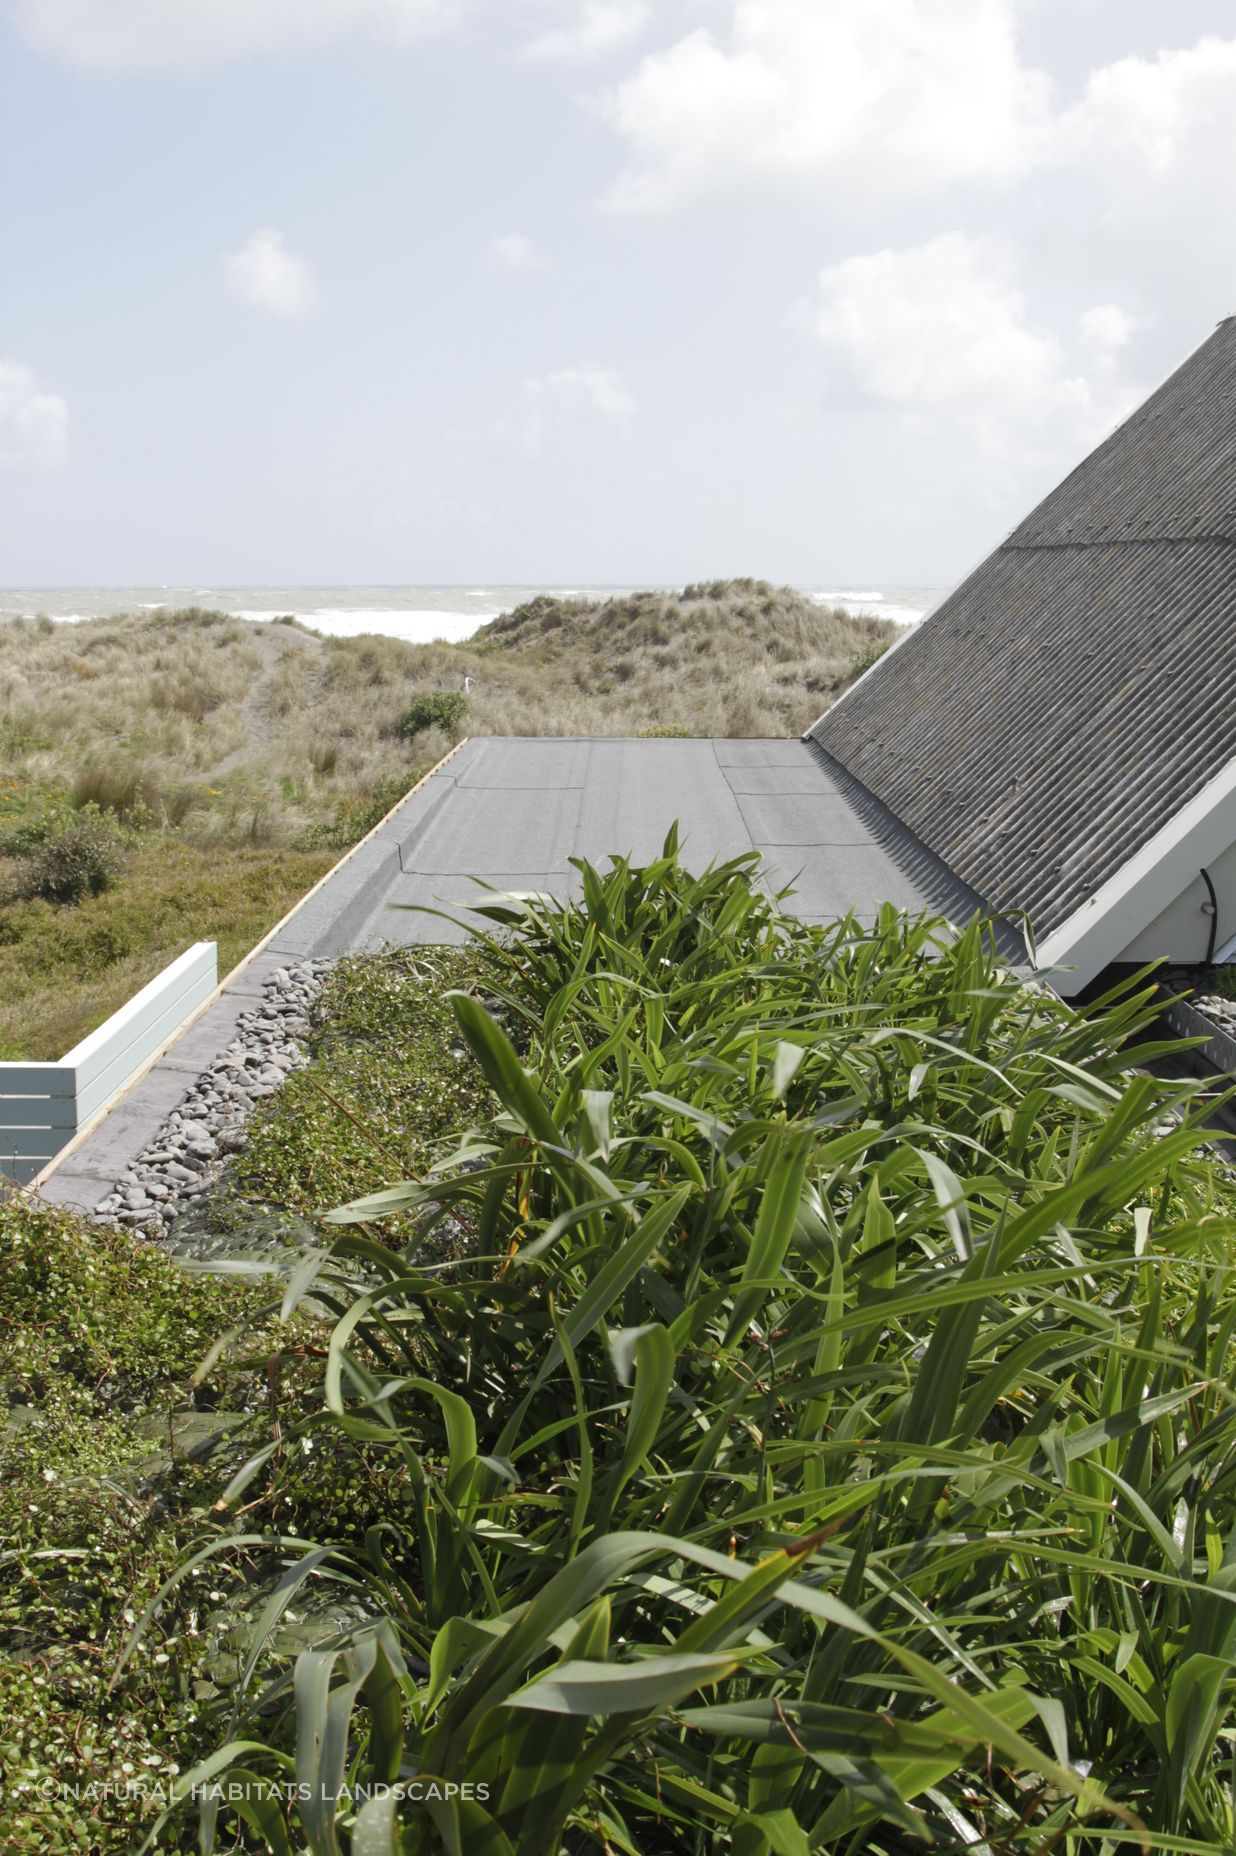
left=1034, top=751, right=1236, bottom=992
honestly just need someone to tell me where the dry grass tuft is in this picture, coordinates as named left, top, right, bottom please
left=0, top=581, right=890, bottom=849
left=0, top=581, right=892, bottom=1057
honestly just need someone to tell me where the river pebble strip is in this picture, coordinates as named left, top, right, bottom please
left=1196, top=992, right=1236, bottom=1035
left=93, top=959, right=334, bottom=1231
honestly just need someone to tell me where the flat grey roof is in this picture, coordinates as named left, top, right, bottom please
left=328, top=736, right=983, bottom=947
left=38, top=737, right=981, bottom=1214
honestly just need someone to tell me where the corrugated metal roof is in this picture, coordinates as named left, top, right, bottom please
left=807, top=316, right=1236, bottom=939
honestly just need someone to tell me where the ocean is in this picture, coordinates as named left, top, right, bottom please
left=0, top=582, right=948, bottom=643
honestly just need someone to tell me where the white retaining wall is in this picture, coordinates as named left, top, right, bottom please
left=0, top=941, right=217, bottom=1186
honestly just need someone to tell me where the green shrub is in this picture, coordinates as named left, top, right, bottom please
left=0, top=786, right=76, bottom=856
left=234, top=944, right=493, bottom=1215
left=849, top=638, right=893, bottom=680
left=28, top=812, right=122, bottom=903
left=398, top=690, right=467, bottom=740
left=146, top=845, right=1236, bottom=1854
left=298, top=770, right=427, bottom=852
left=1, top=813, right=62, bottom=856
left=0, top=1199, right=271, bottom=1853
left=0, top=839, right=334, bottom=1059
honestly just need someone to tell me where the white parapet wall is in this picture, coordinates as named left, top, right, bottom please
left=0, top=941, right=217, bottom=1186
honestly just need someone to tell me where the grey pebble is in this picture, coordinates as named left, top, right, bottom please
left=93, top=958, right=333, bottom=1233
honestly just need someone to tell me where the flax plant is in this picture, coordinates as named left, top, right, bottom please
left=134, top=839, right=1236, bottom=1854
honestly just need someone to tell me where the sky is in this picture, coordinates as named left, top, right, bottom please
left=2, top=0, right=1236, bottom=587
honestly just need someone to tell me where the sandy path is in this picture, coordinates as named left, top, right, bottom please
left=211, top=621, right=325, bottom=776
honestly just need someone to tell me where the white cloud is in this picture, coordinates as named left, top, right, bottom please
left=486, top=362, right=636, bottom=456
left=490, top=232, right=548, bottom=271
left=604, top=0, right=1053, bottom=212
left=539, top=363, right=636, bottom=420
left=523, top=0, right=650, bottom=62
left=1060, top=36, right=1236, bottom=180
left=225, top=230, right=316, bottom=319
left=11, top=0, right=465, bottom=71
left=812, top=233, right=1141, bottom=475
left=0, top=359, right=68, bottom=470
left=1079, top=303, right=1136, bottom=354
left=1048, top=36, right=1236, bottom=302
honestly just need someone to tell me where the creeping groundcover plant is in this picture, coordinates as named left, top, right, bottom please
left=132, top=839, right=1236, bottom=1853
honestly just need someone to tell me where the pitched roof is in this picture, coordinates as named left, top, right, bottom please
left=806, top=316, right=1236, bottom=940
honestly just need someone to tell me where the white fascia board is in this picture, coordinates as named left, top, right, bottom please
left=60, top=941, right=216, bottom=1074
left=1034, top=753, right=1236, bottom=992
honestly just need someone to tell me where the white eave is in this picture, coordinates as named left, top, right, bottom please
left=1033, top=751, right=1236, bottom=992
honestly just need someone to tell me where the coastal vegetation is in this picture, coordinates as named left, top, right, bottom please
left=0, top=582, right=890, bottom=1057
left=0, top=1195, right=270, bottom=1850
left=4, top=848, right=1235, bottom=1852
left=0, top=822, right=334, bottom=1060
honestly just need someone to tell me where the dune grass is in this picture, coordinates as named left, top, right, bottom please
left=107, top=846, right=1236, bottom=1855
left=0, top=582, right=889, bottom=846
left=0, top=839, right=335, bottom=1060
left=0, top=581, right=889, bottom=1059
left=466, top=578, right=893, bottom=738
left=0, top=607, right=436, bottom=854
